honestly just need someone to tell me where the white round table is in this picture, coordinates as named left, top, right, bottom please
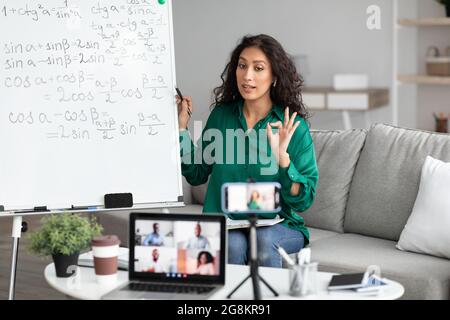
left=45, top=264, right=128, bottom=300
left=45, top=264, right=404, bottom=300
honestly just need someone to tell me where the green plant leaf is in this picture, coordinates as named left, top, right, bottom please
left=28, top=213, right=103, bottom=256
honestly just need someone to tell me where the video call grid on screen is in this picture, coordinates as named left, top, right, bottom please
left=134, top=220, right=222, bottom=277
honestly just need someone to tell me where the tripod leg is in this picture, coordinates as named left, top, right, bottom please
left=258, top=274, right=279, bottom=297
left=227, top=274, right=251, bottom=299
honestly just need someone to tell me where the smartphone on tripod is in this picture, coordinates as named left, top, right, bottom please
left=221, top=182, right=281, bottom=219
left=220, top=181, right=281, bottom=299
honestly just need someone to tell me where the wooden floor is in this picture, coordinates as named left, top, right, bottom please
left=0, top=215, right=68, bottom=300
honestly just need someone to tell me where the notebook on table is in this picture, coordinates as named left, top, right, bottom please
left=102, top=212, right=226, bottom=300
left=328, top=272, right=367, bottom=290
left=226, top=214, right=284, bottom=229
left=328, top=272, right=388, bottom=295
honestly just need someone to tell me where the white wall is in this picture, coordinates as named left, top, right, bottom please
left=172, top=0, right=394, bottom=130
left=396, top=0, right=419, bottom=129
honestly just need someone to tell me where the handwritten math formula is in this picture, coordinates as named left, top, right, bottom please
left=1, top=0, right=174, bottom=141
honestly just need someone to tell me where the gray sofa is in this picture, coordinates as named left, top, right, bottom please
left=97, top=123, right=450, bottom=300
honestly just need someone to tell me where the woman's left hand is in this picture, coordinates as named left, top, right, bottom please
left=267, top=107, right=300, bottom=168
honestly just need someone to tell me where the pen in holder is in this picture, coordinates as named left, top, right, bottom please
left=288, top=248, right=318, bottom=297
left=289, top=261, right=318, bottom=297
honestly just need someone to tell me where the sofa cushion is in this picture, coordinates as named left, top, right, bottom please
left=344, top=124, right=450, bottom=241
left=302, top=129, right=367, bottom=233
left=308, top=227, right=340, bottom=243
left=96, top=204, right=203, bottom=247
left=397, top=156, right=450, bottom=259
left=310, top=233, right=450, bottom=300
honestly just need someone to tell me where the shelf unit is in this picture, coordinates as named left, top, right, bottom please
left=392, top=0, right=450, bottom=128
left=303, top=87, right=390, bottom=130
left=398, top=17, right=450, bottom=26
left=303, top=87, right=389, bottom=111
left=397, top=74, right=450, bottom=85
left=397, top=16, right=450, bottom=86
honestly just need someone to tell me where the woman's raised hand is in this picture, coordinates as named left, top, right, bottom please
left=266, top=107, right=300, bottom=167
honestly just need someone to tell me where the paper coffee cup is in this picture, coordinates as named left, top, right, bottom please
left=91, top=235, right=121, bottom=285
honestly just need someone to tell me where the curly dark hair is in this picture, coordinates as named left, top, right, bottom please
left=197, top=251, right=214, bottom=266
left=212, top=34, right=310, bottom=122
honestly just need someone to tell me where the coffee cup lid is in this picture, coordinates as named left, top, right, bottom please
left=91, top=235, right=121, bottom=247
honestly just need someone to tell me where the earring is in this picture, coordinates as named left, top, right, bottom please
left=273, top=80, right=277, bottom=88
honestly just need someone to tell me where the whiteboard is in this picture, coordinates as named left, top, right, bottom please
left=0, top=0, right=183, bottom=211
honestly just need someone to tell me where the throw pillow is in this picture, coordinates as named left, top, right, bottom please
left=396, top=156, right=450, bottom=259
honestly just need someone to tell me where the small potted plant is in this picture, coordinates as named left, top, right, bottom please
left=435, top=0, right=450, bottom=17
left=28, top=213, right=103, bottom=277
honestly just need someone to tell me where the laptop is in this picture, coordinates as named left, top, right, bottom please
left=102, top=212, right=226, bottom=300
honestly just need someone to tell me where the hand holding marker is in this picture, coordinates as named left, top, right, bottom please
left=176, top=87, right=192, bottom=117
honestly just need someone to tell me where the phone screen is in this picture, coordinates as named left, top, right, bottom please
left=221, top=182, right=281, bottom=216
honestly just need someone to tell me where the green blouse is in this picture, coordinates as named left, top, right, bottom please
left=247, top=200, right=262, bottom=210
left=179, top=100, right=318, bottom=244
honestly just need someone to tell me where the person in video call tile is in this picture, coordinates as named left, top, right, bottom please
left=147, top=248, right=166, bottom=273
left=177, top=34, right=318, bottom=268
left=195, top=251, right=215, bottom=275
left=184, top=223, right=211, bottom=250
left=142, top=223, right=164, bottom=246
left=247, top=190, right=263, bottom=210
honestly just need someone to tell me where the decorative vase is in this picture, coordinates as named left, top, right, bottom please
left=52, top=253, right=79, bottom=277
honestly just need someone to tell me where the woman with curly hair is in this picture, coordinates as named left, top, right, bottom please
left=195, top=251, right=215, bottom=275
left=178, top=34, right=318, bottom=268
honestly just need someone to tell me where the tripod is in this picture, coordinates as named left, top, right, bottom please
left=227, top=213, right=279, bottom=300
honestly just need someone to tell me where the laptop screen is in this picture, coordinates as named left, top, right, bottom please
left=129, top=213, right=226, bottom=284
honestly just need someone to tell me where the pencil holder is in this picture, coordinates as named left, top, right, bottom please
left=288, top=262, right=318, bottom=297
left=435, top=117, right=448, bottom=133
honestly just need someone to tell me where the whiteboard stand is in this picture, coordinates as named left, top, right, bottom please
left=8, top=214, right=28, bottom=300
